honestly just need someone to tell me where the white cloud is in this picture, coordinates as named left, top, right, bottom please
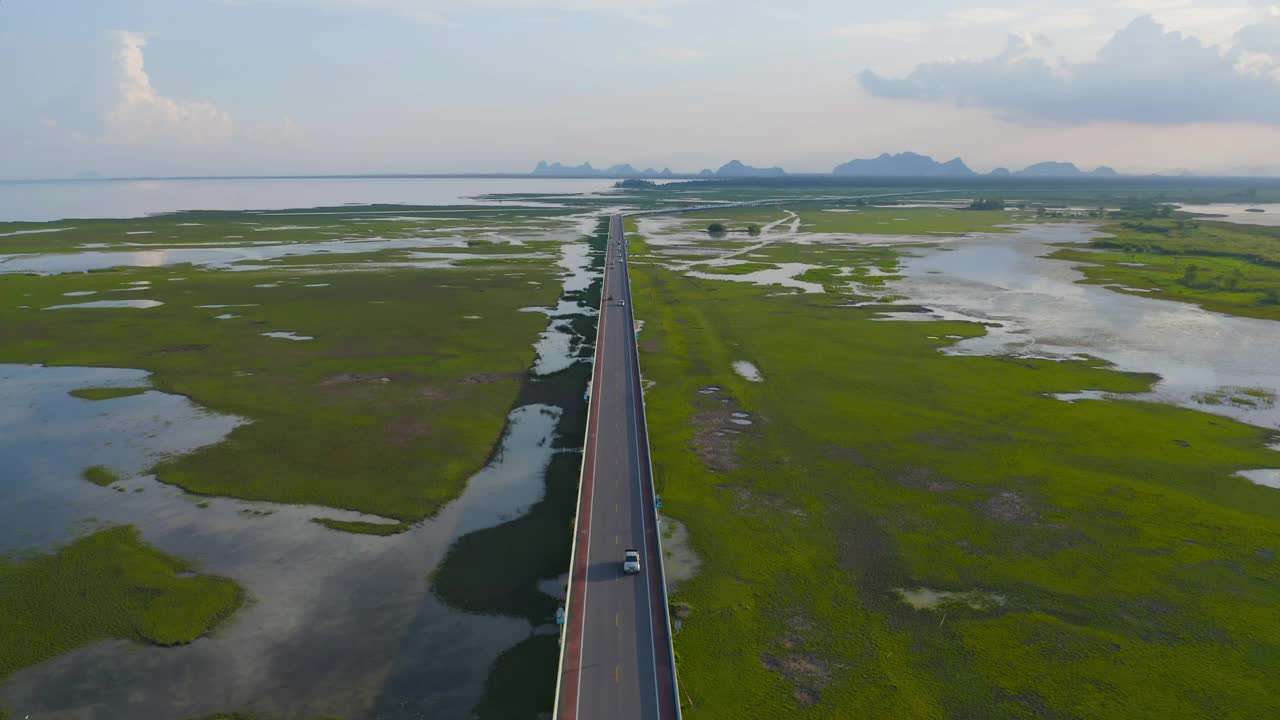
left=102, top=32, right=235, bottom=145
left=97, top=31, right=301, bottom=149
left=859, top=15, right=1280, bottom=126
left=1146, top=4, right=1257, bottom=47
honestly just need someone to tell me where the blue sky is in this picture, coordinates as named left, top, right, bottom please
left=3, top=0, right=1279, bottom=178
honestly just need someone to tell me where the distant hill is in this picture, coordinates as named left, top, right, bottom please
left=1017, top=161, right=1083, bottom=177
left=532, top=161, right=676, bottom=177
left=533, top=161, right=596, bottom=176
left=715, top=160, right=786, bottom=177
left=833, top=152, right=975, bottom=177
left=532, top=156, right=1126, bottom=178
left=1015, top=162, right=1119, bottom=178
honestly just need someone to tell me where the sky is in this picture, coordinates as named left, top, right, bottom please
left=2, top=0, right=1279, bottom=178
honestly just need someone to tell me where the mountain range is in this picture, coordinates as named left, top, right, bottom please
left=533, top=159, right=785, bottom=178
left=533, top=161, right=676, bottom=177
left=532, top=154, right=1123, bottom=178
left=833, top=152, right=974, bottom=177
left=833, top=152, right=1117, bottom=178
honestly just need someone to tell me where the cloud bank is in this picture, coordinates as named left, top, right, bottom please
left=859, top=15, right=1280, bottom=125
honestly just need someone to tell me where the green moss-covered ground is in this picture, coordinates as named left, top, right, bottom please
left=0, top=525, right=243, bottom=684
left=1048, top=218, right=1280, bottom=320
left=630, top=215, right=1280, bottom=718
left=69, top=386, right=151, bottom=400
left=82, top=465, right=122, bottom=486
left=0, top=212, right=569, bottom=523
left=672, top=204, right=1029, bottom=236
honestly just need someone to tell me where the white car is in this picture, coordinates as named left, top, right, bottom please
left=622, top=549, right=641, bottom=574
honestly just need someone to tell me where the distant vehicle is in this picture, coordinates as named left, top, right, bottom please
left=622, top=549, right=641, bottom=574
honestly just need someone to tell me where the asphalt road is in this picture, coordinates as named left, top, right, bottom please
left=556, top=215, right=679, bottom=720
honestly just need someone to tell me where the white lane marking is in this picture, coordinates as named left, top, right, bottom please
left=620, top=223, right=664, bottom=717
left=573, top=225, right=612, bottom=720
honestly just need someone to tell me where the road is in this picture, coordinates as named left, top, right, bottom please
left=555, top=214, right=680, bottom=720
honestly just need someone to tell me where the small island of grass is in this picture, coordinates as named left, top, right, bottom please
left=69, top=386, right=151, bottom=401
left=0, top=525, right=244, bottom=687
left=83, top=465, right=122, bottom=486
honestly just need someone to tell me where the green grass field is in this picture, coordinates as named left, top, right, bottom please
left=69, top=386, right=151, bottom=400
left=0, top=212, right=572, bottom=526
left=1048, top=218, right=1280, bottom=320
left=82, top=465, right=122, bottom=486
left=630, top=217, right=1280, bottom=718
left=671, top=204, right=1028, bottom=237
left=0, top=525, right=243, bottom=684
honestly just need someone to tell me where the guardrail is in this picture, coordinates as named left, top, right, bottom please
left=550, top=217, right=609, bottom=720
left=554, top=194, right=944, bottom=718
left=617, top=214, right=684, bottom=718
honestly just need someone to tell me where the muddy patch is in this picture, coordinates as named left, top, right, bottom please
left=690, top=388, right=760, bottom=473
left=659, top=516, right=701, bottom=592
left=713, top=484, right=805, bottom=519
left=833, top=510, right=908, bottom=610
left=895, top=587, right=1006, bottom=611
left=981, top=490, right=1039, bottom=526
left=894, top=465, right=959, bottom=493
left=760, top=652, right=831, bottom=707
left=458, top=372, right=517, bottom=385
left=322, top=372, right=381, bottom=385
left=978, top=488, right=1093, bottom=555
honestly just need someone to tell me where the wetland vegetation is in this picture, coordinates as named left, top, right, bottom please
left=0, top=197, right=603, bottom=719
left=0, top=525, right=242, bottom=684
left=1049, top=216, right=1280, bottom=321
left=629, top=202, right=1280, bottom=718
left=0, top=208, right=573, bottom=528
left=4, top=176, right=1280, bottom=719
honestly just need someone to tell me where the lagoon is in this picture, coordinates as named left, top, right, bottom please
left=0, top=177, right=619, bottom=222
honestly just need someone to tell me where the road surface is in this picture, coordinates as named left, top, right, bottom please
left=555, top=214, right=679, bottom=720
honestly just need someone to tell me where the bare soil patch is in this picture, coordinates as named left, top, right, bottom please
left=982, top=490, right=1039, bottom=526
left=895, top=464, right=959, bottom=492
left=689, top=388, right=760, bottom=473
left=761, top=652, right=831, bottom=707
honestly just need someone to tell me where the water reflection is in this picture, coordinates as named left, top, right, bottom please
left=0, top=177, right=619, bottom=223
left=1177, top=203, right=1280, bottom=227
left=0, top=380, right=563, bottom=719
left=890, top=225, right=1280, bottom=429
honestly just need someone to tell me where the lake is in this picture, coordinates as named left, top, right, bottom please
left=0, top=177, right=619, bottom=222
left=1177, top=203, right=1280, bottom=226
